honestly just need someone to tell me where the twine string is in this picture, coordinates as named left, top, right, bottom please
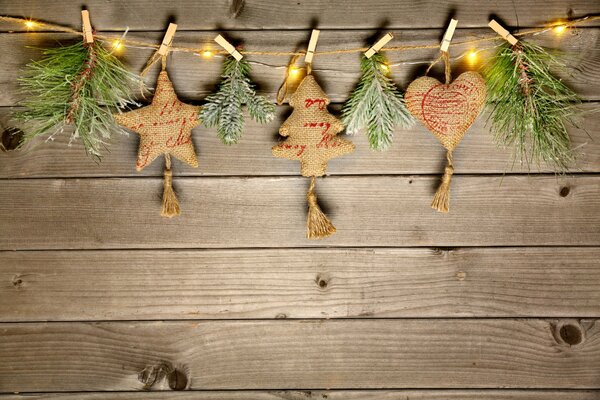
left=1, top=15, right=597, bottom=58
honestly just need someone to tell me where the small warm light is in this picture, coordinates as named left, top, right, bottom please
left=24, top=20, right=36, bottom=29
left=554, top=25, right=566, bottom=34
left=289, top=67, right=300, bottom=77
left=380, top=64, right=389, bottom=72
left=468, top=50, right=478, bottom=63
left=112, top=40, right=123, bottom=51
left=202, top=50, right=213, bottom=58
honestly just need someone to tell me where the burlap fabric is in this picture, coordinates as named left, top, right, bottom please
left=405, top=71, right=486, bottom=151
left=272, top=75, right=355, bottom=177
left=114, top=70, right=200, bottom=171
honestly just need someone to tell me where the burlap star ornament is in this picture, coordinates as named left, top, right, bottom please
left=114, top=70, right=200, bottom=217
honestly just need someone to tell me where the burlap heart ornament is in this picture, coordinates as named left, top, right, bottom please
left=405, top=52, right=486, bottom=212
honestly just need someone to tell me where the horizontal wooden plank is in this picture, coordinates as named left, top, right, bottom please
left=1, top=175, right=599, bottom=250
left=2, top=248, right=600, bottom=321
left=1, top=1, right=598, bottom=30
left=0, top=319, right=598, bottom=391
left=1, top=390, right=599, bottom=399
left=2, top=103, right=599, bottom=177
left=0, top=28, right=598, bottom=109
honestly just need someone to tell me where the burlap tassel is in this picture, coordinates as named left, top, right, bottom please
left=306, top=176, right=336, bottom=239
left=431, top=150, right=454, bottom=213
left=161, top=154, right=180, bottom=218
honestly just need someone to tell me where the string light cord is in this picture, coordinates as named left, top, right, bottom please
left=1, top=15, right=598, bottom=58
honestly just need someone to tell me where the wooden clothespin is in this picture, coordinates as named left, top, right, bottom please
left=440, top=19, right=458, bottom=52
left=304, top=29, right=320, bottom=64
left=158, top=23, right=178, bottom=55
left=81, top=10, right=93, bottom=43
left=488, top=20, right=518, bottom=45
left=364, top=32, right=394, bottom=58
left=214, top=35, right=243, bottom=60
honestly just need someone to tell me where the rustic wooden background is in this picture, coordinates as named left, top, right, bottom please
left=1, top=0, right=599, bottom=398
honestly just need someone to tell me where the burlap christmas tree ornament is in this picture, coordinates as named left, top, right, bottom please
left=114, top=57, right=200, bottom=218
left=405, top=51, right=486, bottom=212
left=273, top=74, right=355, bottom=239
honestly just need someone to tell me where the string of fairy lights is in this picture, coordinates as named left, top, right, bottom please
left=4, top=14, right=598, bottom=80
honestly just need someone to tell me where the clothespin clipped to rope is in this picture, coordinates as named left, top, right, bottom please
left=158, top=23, right=178, bottom=55
left=140, top=23, right=178, bottom=95
left=488, top=19, right=518, bottom=45
left=214, top=34, right=243, bottom=60
left=81, top=10, right=93, bottom=43
left=304, top=29, right=320, bottom=74
left=364, top=32, right=393, bottom=58
left=440, top=19, right=458, bottom=52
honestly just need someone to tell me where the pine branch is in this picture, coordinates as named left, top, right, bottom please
left=484, top=41, right=581, bottom=172
left=15, top=40, right=141, bottom=159
left=200, top=55, right=275, bottom=145
left=341, top=53, right=414, bottom=151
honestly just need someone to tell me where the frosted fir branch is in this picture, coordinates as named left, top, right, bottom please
left=15, top=40, right=142, bottom=159
left=341, top=53, right=414, bottom=151
left=484, top=41, right=582, bottom=172
left=200, top=55, right=275, bottom=145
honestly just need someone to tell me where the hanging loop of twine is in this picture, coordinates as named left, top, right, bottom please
left=139, top=51, right=169, bottom=97
left=425, top=50, right=451, bottom=84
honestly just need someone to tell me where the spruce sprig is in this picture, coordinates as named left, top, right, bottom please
left=200, top=55, right=275, bottom=145
left=342, top=53, right=414, bottom=151
left=484, top=41, right=581, bottom=172
left=16, top=41, right=141, bottom=158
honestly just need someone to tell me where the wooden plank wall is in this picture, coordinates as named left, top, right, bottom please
left=0, top=1, right=599, bottom=398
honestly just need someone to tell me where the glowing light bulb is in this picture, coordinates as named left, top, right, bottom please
left=289, top=67, right=300, bottom=77
left=468, top=50, right=478, bottom=63
left=554, top=25, right=566, bottom=34
left=112, top=40, right=123, bottom=51
left=24, top=20, right=36, bottom=29
left=380, top=64, right=389, bottom=72
left=202, top=50, right=213, bottom=58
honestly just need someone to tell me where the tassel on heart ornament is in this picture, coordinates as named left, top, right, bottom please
left=405, top=50, right=486, bottom=212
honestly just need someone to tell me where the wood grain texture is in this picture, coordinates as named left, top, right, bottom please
left=1, top=0, right=597, bottom=30
left=0, top=319, right=599, bottom=391
left=2, top=248, right=600, bottom=321
left=0, top=28, right=598, bottom=108
left=2, top=103, right=599, bottom=178
left=1, top=390, right=599, bottom=399
left=1, top=175, right=598, bottom=250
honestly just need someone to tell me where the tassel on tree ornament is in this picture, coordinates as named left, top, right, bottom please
left=484, top=41, right=581, bottom=172
left=342, top=52, right=414, bottom=151
left=201, top=55, right=275, bottom=145
left=16, top=38, right=141, bottom=158
left=405, top=51, right=486, bottom=212
left=272, top=68, right=355, bottom=239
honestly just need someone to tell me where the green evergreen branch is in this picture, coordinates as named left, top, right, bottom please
left=484, top=41, right=581, bottom=172
left=15, top=41, right=141, bottom=159
left=200, top=55, right=275, bottom=145
left=342, top=53, right=414, bottom=151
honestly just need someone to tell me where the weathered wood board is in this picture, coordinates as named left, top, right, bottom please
left=2, top=103, right=599, bottom=177
left=0, top=175, right=598, bottom=250
left=0, top=319, right=598, bottom=391
left=2, top=247, right=600, bottom=321
left=1, top=0, right=598, bottom=31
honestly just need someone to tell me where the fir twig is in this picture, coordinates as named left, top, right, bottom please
left=341, top=53, right=414, bottom=151
left=484, top=41, right=581, bottom=172
left=15, top=41, right=141, bottom=159
left=200, top=55, right=275, bottom=145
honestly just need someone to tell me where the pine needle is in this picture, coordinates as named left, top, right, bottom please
left=484, top=41, right=581, bottom=172
left=15, top=41, right=141, bottom=159
left=342, top=53, right=414, bottom=151
left=200, top=55, right=275, bottom=145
